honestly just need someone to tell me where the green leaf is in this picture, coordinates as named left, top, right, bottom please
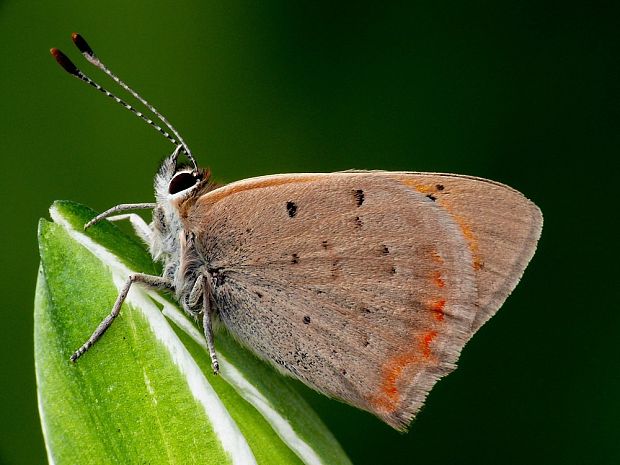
left=35, top=201, right=351, bottom=465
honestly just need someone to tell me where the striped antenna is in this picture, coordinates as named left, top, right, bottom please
left=70, top=33, right=197, bottom=169
left=50, top=37, right=197, bottom=170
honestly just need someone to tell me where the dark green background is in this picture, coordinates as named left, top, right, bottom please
left=1, top=1, right=617, bottom=464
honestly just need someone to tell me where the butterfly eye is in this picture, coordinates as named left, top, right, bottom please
left=168, top=171, right=199, bottom=195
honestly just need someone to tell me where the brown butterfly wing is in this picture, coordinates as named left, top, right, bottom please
left=389, top=172, right=543, bottom=332
left=183, top=172, right=541, bottom=429
left=184, top=173, right=479, bottom=429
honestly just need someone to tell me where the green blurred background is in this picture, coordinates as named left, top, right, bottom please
left=1, top=1, right=617, bottom=464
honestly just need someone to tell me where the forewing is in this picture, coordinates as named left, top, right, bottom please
left=389, top=172, right=543, bottom=332
left=186, top=174, right=480, bottom=429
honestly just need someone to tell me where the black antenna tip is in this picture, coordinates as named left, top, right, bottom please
left=71, top=32, right=94, bottom=57
left=50, top=48, right=80, bottom=76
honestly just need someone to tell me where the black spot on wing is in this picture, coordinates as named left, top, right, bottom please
left=303, top=316, right=311, bottom=324
left=426, top=193, right=437, bottom=201
left=354, top=189, right=365, bottom=206
left=291, top=253, right=300, bottom=264
left=436, top=184, right=445, bottom=191
left=286, top=201, right=298, bottom=217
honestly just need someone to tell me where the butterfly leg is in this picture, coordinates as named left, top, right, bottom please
left=84, top=203, right=156, bottom=230
left=105, top=213, right=153, bottom=244
left=70, top=274, right=173, bottom=362
left=201, top=275, right=220, bottom=375
left=186, top=276, right=204, bottom=310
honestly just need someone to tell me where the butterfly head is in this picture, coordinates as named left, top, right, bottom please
left=155, top=146, right=212, bottom=205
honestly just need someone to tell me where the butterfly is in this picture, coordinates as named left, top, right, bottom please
left=51, top=33, right=542, bottom=430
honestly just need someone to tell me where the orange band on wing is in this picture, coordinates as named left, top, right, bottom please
left=370, top=352, right=416, bottom=412
left=201, top=175, right=321, bottom=205
left=369, top=242, right=447, bottom=413
left=369, top=331, right=439, bottom=413
left=406, top=182, right=435, bottom=194
left=432, top=270, right=445, bottom=288
left=452, top=213, right=484, bottom=270
left=430, top=249, right=444, bottom=264
left=421, top=331, right=438, bottom=358
left=401, top=180, right=484, bottom=271
left=429, top=298, right=446, bottom=321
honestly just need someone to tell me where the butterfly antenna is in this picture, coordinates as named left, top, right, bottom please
left=50, top=37, right=198, bottom=170
left=70, top=33, right=197, bottom=170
